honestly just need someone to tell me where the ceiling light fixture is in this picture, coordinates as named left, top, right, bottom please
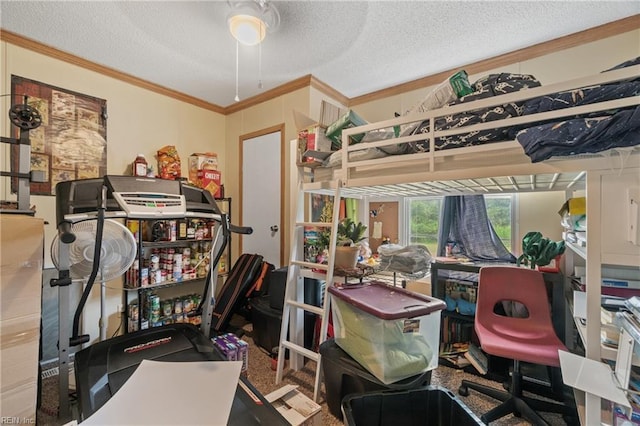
left=227, top=1, right=280, bottom=101
left=228, top=14, right=266, bottom=46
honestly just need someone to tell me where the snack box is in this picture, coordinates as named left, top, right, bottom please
left=189, top=152, right=218, bottom=183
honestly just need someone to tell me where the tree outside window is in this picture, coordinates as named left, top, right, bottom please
left=406, top=195, right=512, bottom=254
left=408, top=197, right=442, bottom=254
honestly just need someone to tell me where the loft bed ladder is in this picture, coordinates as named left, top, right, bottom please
left=275, top=178, right=341, bottom=402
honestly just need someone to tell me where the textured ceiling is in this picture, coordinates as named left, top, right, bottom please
left=1, top=1, right=638, bottom=108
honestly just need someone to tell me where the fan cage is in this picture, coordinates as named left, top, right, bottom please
left=51, top=219, right=137, bottom=282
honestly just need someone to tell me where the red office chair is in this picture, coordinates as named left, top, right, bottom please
left=458, top=266, right=575, bottom=425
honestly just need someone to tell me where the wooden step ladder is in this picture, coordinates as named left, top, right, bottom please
left=275, top=179, right=342, bottom=402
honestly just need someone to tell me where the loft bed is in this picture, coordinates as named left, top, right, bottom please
left=294, top=59, right=640, bottom=425
left=301, top=59, right=640, bottom=197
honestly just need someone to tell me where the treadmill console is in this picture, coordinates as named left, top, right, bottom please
left=56, top=175, right=224, bottom=223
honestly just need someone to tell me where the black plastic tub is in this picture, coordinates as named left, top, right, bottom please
left=341, top=385, right=483, bottom=426
left=320, top=339, right=432, bottom=420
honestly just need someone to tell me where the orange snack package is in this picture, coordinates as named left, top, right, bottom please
left=156, top=145, right=181, bottom=180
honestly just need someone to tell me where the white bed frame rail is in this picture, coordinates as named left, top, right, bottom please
left=325, top=64, right=640, bottom=190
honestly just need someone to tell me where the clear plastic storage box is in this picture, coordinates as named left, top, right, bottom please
left=328, top=281, right=446, bottom=384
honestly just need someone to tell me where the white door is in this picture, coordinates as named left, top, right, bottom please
left=241, top=128, right=283, bottom=267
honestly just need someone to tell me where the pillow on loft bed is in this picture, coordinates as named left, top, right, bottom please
left=321, top=145, right=387, bottom=168
left=397, top=70, right=474, bottom=137
left=405, top=73, right=541, bottom=153
left=516, top=105, right=640, bottom=162
left=360, top=128, right=408, bottom=155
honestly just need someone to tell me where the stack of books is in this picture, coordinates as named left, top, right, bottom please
left=464, top=343, right=488, bottom=375
left=439, top=342, right=471, bottom=368
left=438, top=342, right=489, bottom=375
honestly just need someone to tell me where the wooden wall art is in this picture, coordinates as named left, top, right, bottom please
left=11, top=76, right=107, bottom=195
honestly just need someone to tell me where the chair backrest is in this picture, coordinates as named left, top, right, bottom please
left=476, top=266, right=552, bottom=329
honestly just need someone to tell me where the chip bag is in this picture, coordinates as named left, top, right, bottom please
left=157, top=145, right=181, bottom=180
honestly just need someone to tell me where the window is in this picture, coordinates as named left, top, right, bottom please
left=405, top=194, right=513, bottom=255
left=407, top=197, right=442, bottom=255
left=485, top=195, right=513, bottom=252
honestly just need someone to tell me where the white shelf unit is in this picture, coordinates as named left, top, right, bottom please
left=566, top=168, right=640, bottom=425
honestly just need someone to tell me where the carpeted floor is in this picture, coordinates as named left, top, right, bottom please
left=36, top=324, right=575, bottom=425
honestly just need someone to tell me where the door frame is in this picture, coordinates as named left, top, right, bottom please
left=238, top=123, right=285, bottom=266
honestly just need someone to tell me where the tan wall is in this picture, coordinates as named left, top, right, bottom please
left=225, top=87, right=308, bottom=266
left=1, top=42, right=225, bottom=342
left=351, top=30, right=640, bottom=123
left=516, top=191, right=567, bottom=255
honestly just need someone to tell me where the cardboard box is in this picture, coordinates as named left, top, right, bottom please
left=0, top=215, right=42, bottom=419
left=299, top=126, right=331, bottom=163
left=265, top=385, right=322, bottom=426
left=211, top=335, right=238, bottom=361
left=0, top=215, right=44, bottom=319
left=0, top=314, right=40, bottom=418
left=0, top=382, right=38, bottom=421
left=189, top=152, right=218, bottom=183
left=219, top=333, right=248, bottom=374
left=405, top=278, right=432, bottom=296
left=196, top=169, right=222, bottom=199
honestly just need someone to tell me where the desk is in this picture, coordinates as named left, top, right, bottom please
left=430, top=261, right=565, bottom=343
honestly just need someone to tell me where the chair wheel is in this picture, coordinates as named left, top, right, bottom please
left=458, top=386, right=469, bottom=397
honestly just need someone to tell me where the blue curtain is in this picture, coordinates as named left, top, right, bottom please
left=437, top=195, right=516, bottom=262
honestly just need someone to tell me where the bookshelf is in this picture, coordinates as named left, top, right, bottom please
left=561, top=168, right=640, bottom=425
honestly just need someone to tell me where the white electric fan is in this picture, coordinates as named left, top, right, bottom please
left=51, top=218, right=137, bottom=340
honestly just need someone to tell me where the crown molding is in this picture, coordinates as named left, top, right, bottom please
left=0, top=29, right=226, bottom=114
left=349, top=15, right=640, bottom=106
left=223, top=75, right=313, bottom=115
left=3, top=15, right=638, bottom=115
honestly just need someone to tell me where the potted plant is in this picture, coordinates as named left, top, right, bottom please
left=334, top=218, right=367, bottom=269
left=516, top=231, right=566, bottom=269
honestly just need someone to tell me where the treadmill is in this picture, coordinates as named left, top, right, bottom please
left=53, top=175, right=287, bottom=424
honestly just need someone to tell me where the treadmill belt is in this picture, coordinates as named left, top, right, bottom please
left=74, top=323, right=287, bottom=425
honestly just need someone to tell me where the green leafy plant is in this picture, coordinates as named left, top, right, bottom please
left=336, top=218, right=367, bottom=247
left=517, top=231, right=565, bottom=269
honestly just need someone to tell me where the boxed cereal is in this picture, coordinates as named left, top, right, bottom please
left=189, top=152, right=218, bottom=183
